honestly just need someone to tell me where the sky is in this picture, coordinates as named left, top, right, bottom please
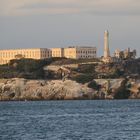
left=0, top=0, right=140, bottom=57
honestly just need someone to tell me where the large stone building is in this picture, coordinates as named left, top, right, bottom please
left=0, top=46, right=97, bottom=64
left=114, top=48, right=136, bottom=59
left=64, top=46, right=97, bottom=59
left=50, top=48, right=64, bottom=58
left=0, top=48, right=51, bottom=65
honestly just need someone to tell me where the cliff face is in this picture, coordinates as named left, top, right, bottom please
left=0, top=79, right=94, bottom=101
left=0, top=78, right=139, bottom=101
left=128, top=79, right=140, bottom=99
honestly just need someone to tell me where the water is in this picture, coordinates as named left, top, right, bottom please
left=0, top=100, right=140, bottom=140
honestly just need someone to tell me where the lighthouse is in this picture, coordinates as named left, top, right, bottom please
left=102, top=30, right=111, bottom=63
left=104, top=30, right=110, bottom=58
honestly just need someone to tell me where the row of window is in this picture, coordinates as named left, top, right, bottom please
left=41, top=51, right=51, bottom=54
left=0, top=51, right=40, bottom=58
left=65, top=51, right=96, bottom=54
left=41, top=54, right=51, bottom=58
left=76, top=51, right=96, bottom=54
left=0, top=60, right=9, bottom=64
left=0, top=51, right=52, bottom=58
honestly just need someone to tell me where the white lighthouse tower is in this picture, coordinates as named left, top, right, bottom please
left=102, top=30, right=111, bottom=63
left=104, top=30, right=110, bottom=58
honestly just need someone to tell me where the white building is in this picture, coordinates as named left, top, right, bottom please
left=64, top=46, right=97, bottom=59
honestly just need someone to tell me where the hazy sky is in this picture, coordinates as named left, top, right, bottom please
left=0, top=0, right=140, bottom=57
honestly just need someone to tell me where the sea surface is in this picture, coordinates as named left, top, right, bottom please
left=0, top=100, right=140, bottom=140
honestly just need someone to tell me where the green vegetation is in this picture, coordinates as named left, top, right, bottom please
left=138, top=87, right=140, bottom=93
left=78, top=64, right=96, bottom=73
left=114, top=79, right=131, bottom=99
left=0, top=58, right=140, bottom=81
left=0, top=58, right=63, bottom=79
left=88, top=80, right=101, bottom=90
left=72, top=74, right=94, bottom=84
left=51, top=58, right=100, bottom=65
left=70, top=64, right=97, bottom=84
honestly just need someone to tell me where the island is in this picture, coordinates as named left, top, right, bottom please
left=0, top=57, right=140, bottom=101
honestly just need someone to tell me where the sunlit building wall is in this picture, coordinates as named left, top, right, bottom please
left=0, top=48, right=51, bottom=64
left=51, top=48, right=64, bottom=57
left=0, top=46, right=97, bottom=65
left=64, top=46, right=97, bottom=59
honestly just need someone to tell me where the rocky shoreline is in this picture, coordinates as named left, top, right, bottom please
left=0, top=78, right=140, bottom=101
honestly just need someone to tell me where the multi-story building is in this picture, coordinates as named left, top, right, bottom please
left=0, top=48, right=51, bottom=65
left=64, top=46, right=97, bottom=59
left=63, top=47, right=77, bottom=59
left=0, top=46, right=97, bottom=65
left=51, top=48, right=64, bottom=57
left=114, top=48, right=136, bottom=59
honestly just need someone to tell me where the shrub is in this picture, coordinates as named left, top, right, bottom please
left=0, top=58, right=60, bottom=79
left=114, top=79, right=130, bottom=99
left=73, top=74, right=94, bottom=84
left=88, top=80, right=101, bottom=90
left=78, top=64, right=96, bottom=74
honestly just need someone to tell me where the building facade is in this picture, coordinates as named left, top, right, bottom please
left=114, top=48, right=136, bottom=59
left=0, top=46, right=97, bottom=65
left=64, top=46, right=97, bottom=59
left=0, top=48, right=51, bottom=65
left=51, top=48, right=64, bottom=58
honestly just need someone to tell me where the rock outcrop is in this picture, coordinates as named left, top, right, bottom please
left=0, top=78, right=94, bottom=101
left=0, top=78, right=139, bottom=101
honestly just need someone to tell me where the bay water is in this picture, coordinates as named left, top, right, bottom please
left=0, top=100, right=140, bottom=140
